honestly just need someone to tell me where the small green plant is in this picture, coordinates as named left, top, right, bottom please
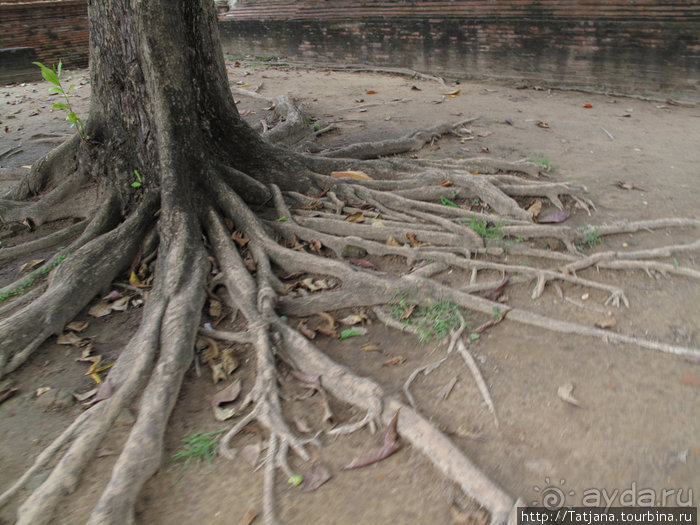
left=131, top=169, right=143, bottom=188
left=33, top=60, right=87, bottom=141
left=466, top=215, right=505, bottom=240
left=171, top=429, right=224, bottom=471
left=0, top=251, right=69, bottom=303
left=576, top=224, right=602, bottom=250
left=391, top=293, right=465, bottom=343
left=529, top=153, right=552, bottom=171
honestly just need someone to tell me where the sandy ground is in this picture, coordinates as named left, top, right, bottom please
left=1, top=59, right=699, bottom=525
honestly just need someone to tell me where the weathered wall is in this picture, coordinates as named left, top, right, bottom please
left=0, top=0, right=88, bottom=83
left=221, top=1, right=700, bottom=101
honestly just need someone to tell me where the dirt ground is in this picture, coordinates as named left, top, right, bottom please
left=1, top=59, right=698, bottom=524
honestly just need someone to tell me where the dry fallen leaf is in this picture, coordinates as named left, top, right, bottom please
left=361, top=343, right=381, bottom=352
left=614, top=180, right=645, bottom=191
left=300, top=462, right=332, bottom=492
left=527, top=199, right=543, bottom=219
left=212, top=379, right=242, bottom=411
left=18, top=259, right=44, bottom=274
left=57, top=332, right=85, bottom=346
left=102, top=290, right=123, bottom=302
left=65, top=320, right=89, bottom=332
left=330, top=170, right=372, bottom=181
left=595, top=317, right=617, bottom=329
left=209, top=299, right=222, bottom=318
left=298, top=320, right=317, bottom=340
left=345, top=211, right=365, bottom=223
left=440, top=179, right=453, bottom=187
left=110, top=296, right=131, bottom=312
left=382, top=356, right=406, bottom=367
left=537, top=210, right=570, bottom=224
left=406, top=232, right=422, bottom=247
left=343, top=410, right=401, bottom=469
left=210, top=362, right=228, bottom=384
left=221, top=347, right=239, bottom=376
left=315, top=312, right=338, bottom=337
left=88, top=301, right=113, bottom=318
left=231, top=230, right=250, bottom=247
left=339, top=312, right=368, bottom=326
left=308, top=238, right=322, bottom=254
left=536, top=121, right=550, bottom=128
left=83, top=378, right=114, bottom=408
left=347, top=258, right=377, bottom=270
left=443, top=88, right=461, bottom=97
left=236, top=509, right=259, bottom=525
left=386, top=235, right=402, bottom=247
left=557, top=383, right=582, bottom=407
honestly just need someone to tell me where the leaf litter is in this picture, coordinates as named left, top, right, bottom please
left=342, top=411, right=401, bottom=470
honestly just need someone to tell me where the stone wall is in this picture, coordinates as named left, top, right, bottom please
left=221, top=1, right=700, bottom=101
left=0, top=0, right=88, bottom=83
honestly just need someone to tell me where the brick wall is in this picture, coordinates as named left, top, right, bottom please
left=221, top=0, right=700, bottom=101
left=0, top=0, right=88, bottom=82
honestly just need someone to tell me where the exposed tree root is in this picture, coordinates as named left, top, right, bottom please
left=2, top=102, right=699, bottom=525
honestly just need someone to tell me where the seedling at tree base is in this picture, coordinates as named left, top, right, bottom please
left=131, top=169, right=143, bottom=188
left=33, top=60, right=87, bottom=141
left=171, top=429, right=224, bottom=471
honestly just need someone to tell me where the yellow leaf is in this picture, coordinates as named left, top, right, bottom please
left=386, top=235, right=401, bottom=247
left=345, top=212, right=365, bottom=223
left=330, top=170, right=373, bottom=181
left=19, top=259, right=44, bottom=273
left=66, top=320, right=89, bottom=332
left=443, top=88, right=461, bottom=97
left=527, top=199, right=543, bottom=219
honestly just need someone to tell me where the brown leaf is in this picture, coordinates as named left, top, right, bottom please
left=201, top=337, right=220, bottom=363
left=343, top=411, right=400, bottom=470
left=406, top=232, right=422, bottom=247
left=345, top=211, right=365, bottom=223
left=386, top=235, right=402, bottom=247
left=330, top=170, right=373, bottom=181
left=382, top=356, right=406, bottom=367
left=210, top=362, right=228, bottom=384
left=57, top=332, right=85, bottom=346
left=308, top=238, right=322, bottom=254
left=65, top=320, right=89, bottom=332
left=614, top=180, right=645, bottom=191
left=243, top=253, right=256, bottom=272
left=440, top=179, right=454, bottom=187
left=88, top=301, right=113, bottom=318
left=536, top=121, right=550, bottom=128
left=338, top=312, right=368, bottom=326
left=365, top=90, right=377, bottom=94
left=231, top=230, right=250, bottom=247
left=557, top=383, right=582, bottom=407
left=348, top=258, right=377, bottom=270
left=300, top=462, right=332, bottom=492
left=83, top=378, right=114, bottom=408
left=209, top=299, right=222, bottom=318
left=527, top=199, right=543, bottom=219
left=109, top=296, right=130, bottom=312
left=301, top=277, right=333, bottom=291
left=236, top=509, right=259, bottom=525
left=537, top=210, right=570, bottom=224
left=301, top=200, right=323, bottom=211
left=595, top=317, right=617, bottom=329
left=309, top=188, right=329, bottom=199
left=361, top=343, right=382, bottom=352
left=399, top=303, right=415, bottom=320
left=221, top=347, right=239, bottom=376
left=212, top=378, right=242, bottom=409
left=484, top=277, right=510, bottom=302
left=315, top=312, right=338, bottom=337
left=18, top=259, right=44, bottom=273
left=0, top=387, right=19, bottom=406
left=298, top=320, right=317, bottom=340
